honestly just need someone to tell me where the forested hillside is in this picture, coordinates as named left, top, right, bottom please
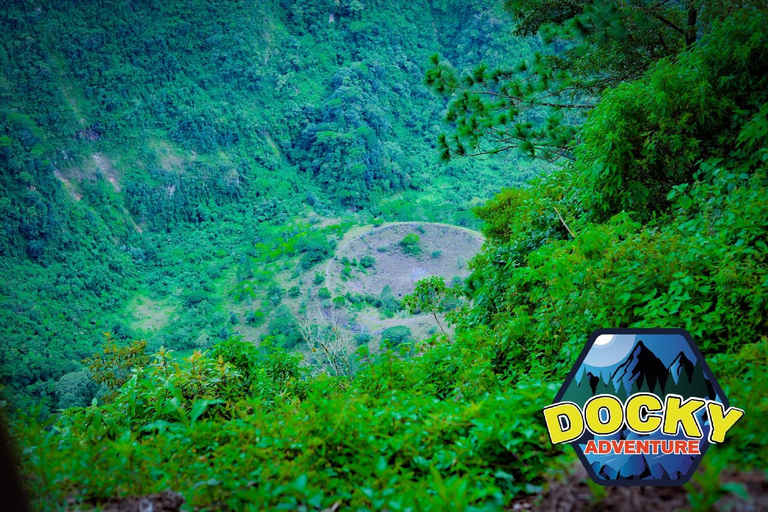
left=3, top=0, right=768, bottom=510
left=0, top=0, right=539, bottom=412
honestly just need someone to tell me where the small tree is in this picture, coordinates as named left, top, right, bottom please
left=298, top=306, right=353, bottom=377
left=55, top=370, right=96, bottom=409
left=402, top=276, right=458, bottom=342
left=381, top=325, right=412, bottom=348
left=360, top=255, right=376, bottom=268
left=83, top=332, right=150, bottom=398
left=399, top=233, right=421, bottom=255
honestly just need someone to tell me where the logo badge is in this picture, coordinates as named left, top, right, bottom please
left=545, top=329, right=744, bottom=486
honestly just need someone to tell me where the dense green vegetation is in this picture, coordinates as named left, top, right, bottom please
left=0, top=0, right=538, bottom=412
left=2, top=0, right=768, bottom=510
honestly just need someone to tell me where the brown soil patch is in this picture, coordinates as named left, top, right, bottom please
left=53, top=169, right=82, bottom=201
left=75, top=490, right=184, bottom=511
left=510, top=466, right=768, bottom=512
left=92, top=153, right=121, bottom=191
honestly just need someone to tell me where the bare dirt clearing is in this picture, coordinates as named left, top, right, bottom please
left=319, top=222, right=484, bottom=343
left=327, top=222, right=484, bottom=299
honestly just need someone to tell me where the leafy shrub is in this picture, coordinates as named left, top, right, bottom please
left=298, top=234, right=334, bottom=269
left=267, top=283, right=284, bottom=306
left=83, top=334, right=150, bottom=397
left=210, top=336, right=261, bottom=383
left=399, top=233, right=421, bottom=255
left=183, top=288, right=212, bottom=307
left=574, top=11, right=768, bottom=221
left=264, top=306, right=303, bottom=350
left=353, top=332, right=373, bottom=346
left=12, top=330, right=571, bottom=510
left=245, top=309, right=265, bottom=325
left=458, top=13, right=768, bottom=385
left=318, top=287, right=331, bottom=299
left=55, top=370, right=96, bottom=409
left=378, top=285, right=401, bottom=317
left=709, top=339, right=768, bottom=468
left=403, top=276, right=459, bottom=341
left=381, top=325, right=412, bottom=347
left=205, top=262, right=225, bottom=279
left=360, top=255, right=375, bottom=268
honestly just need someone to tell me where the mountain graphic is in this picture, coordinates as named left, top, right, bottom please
left=563, top=339, right=718, bottom=406
left=573, top=337, right=721, bottom=483
left=611, top=340, right=670, bottom=394
left=668, top=351, right=696, bottom=384
left=586, top=371, right=601, bottom=394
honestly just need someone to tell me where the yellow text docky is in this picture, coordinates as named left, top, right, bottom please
left=543, top=393, right=744, bottom=445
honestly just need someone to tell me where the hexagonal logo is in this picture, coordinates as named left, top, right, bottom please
left=544, top=328, right=744, bottom=486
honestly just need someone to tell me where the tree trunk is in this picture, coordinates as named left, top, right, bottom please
left=686, top=1, right=698, bottom=47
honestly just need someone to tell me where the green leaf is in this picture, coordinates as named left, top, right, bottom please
left=190, top=399, right=224, bottom=424
left=721, top=482, right=749, bottom=500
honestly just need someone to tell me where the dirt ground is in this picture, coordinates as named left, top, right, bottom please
left=76, top=468, right=768, bottom=511
left=328, top=222, right=483, bottom=298
left=509, top=466, right=768, bottom=512
left=77, top=490, right=184, bottom=511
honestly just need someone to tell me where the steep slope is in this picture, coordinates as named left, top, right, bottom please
left=0, top=0, right=540, bottom=411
